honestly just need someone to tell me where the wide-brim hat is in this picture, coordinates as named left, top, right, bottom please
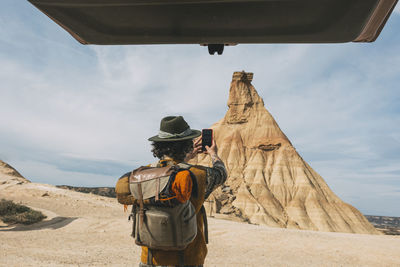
left=148, top=116, right=201, bottom=142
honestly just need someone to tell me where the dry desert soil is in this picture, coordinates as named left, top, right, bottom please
left=1, top=174, right=400, bottom=267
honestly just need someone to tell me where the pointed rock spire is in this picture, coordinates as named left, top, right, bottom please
left=225, top=71, right=264, bottom=124
left=191, top=71, right=379, bottom=234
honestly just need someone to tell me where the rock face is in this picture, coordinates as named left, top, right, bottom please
left=191, top=71, right=379, bottom=234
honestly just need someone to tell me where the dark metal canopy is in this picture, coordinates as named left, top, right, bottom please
left=28, top=0, right=398, bottom=45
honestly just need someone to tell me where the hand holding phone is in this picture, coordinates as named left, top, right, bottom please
left=201, top=129, right=213, bottom=152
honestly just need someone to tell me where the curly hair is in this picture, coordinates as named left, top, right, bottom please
left=151, top=140, right=194, bottom=161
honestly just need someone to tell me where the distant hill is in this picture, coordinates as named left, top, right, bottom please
left=56, top=185, right=116, bottom=198
left=365, top=215, right=400, bottom=235
left=0, top=160, right=30, bottom=185
left=0, top=160, right=25, bottom=179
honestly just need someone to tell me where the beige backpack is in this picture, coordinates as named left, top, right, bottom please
left=129, top=163, right=200, bottom=251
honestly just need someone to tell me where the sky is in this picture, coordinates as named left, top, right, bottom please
left=1, top=1, right=400, bottom=216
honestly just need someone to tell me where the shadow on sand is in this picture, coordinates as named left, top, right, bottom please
left=0, top=216, right=78, bottom=231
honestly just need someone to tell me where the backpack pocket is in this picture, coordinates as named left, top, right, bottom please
left=135, top=201, right=197, bottom=250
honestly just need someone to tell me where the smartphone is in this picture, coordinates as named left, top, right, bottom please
left=202, top=129, right=213, bottom=152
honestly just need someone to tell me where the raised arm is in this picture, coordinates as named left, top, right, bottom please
left=204, top=150, right=227, bottom=199
left=191, top=137, right=227, bottom=199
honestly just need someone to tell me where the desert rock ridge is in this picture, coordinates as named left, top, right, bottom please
left=190, top=71, right=380, bottom=234
left=0, top=160, right=30, bottom=185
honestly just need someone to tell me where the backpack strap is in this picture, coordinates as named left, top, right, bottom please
left=176, top=163, right=198, bottom=198
left=130, top=170, right=146, bottom=230
left=137, top=183, right=145, bottom=228
left=147, top=248, right=153, bottom=265
left=155, top=176, right=160, bottom=201
left=129, top=205, right=137, bottom=238
left=178, top=250, right=185, bottom=267
left=176, top=162, right=190, bottom=167
left=200, top=205, right=208, bottom=244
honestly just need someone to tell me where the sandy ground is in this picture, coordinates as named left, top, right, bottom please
left=1, top=174, right=400, bottom=267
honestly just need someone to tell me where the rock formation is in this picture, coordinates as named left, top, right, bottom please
left=190, top=71, right=379, bottom=234
left=0, top=160, right=30, bottom=185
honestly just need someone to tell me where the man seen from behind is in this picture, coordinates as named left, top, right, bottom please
left=115, top=116, right=227, bottom=267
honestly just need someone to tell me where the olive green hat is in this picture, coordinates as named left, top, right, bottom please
left=148, top=116, right=201, bottom=142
